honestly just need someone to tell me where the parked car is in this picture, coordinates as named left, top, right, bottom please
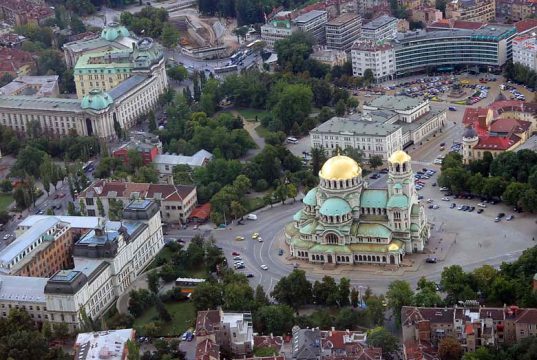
left=260, top=264, right=269, bottom=270
left=506, top=214, right=514, bottom=221
left=441, top=197, right=450, bottom=201
left=232, top=251, right=240, bottom=256
left=477, top=209, right=484, bottom=214
left=426, top=257, right=437, bottom=263
left=278, top=249, right=284, bottom=256
left=235, top=236, right=245, bottom=241
left=246, top=273, right=254, bottom=278
left=477, top=203, right=487, bottom=208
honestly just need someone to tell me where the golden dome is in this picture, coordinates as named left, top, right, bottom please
left=388, top=150, right=411, bottom=164
left=319, top=155, right=361, bottom=180
left=388, top=243, right=400, bottom=251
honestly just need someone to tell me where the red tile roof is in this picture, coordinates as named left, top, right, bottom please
left=190, top=203, right=211, bottom=220
left=0, top=48, right=35, bottom=75
left=515, top=19, right=537, bottom=34
left=515, top=309, right=537, bottom=324
left=0, top=0, right=53, bottom=24
left=254, top=335, right=284, bottom=350
left=474, top=134, right=521, bottom=150
left=196, top=339, right=220, bottom=360
left=489, top=118, right=531, bottom=134
left=465, top=324, right=474, bottom=335
left=428, top=19, right=484, bottom=30
left=195, top=310, right=221, bottom=336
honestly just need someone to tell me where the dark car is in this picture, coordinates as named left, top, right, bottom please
left=477, top=209, right=484, bottom=214
left=498, top=213, right=505, bottom=218
left=426, top=257, right=437, bottom=263
left=469, top=206, right=475, bottom=212
left=450, top=203, right=456, bottom=208
left=278, top=249, right=284, bottom=256
left=246, top=273, right=254, bottom=278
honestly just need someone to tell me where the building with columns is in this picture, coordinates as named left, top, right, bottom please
left=286, top=151, right=429, bottom=266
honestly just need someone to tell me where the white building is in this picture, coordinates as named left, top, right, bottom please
left=153, top=150, right=214, bottom=176
left=361, top=14, right=398, bottom=42
left=0, top=75, right=59, bottom=97
left=294, top=10, right=328, bottom=44
left=326, top=14, right=362, bottom=51
left=260, top=14, right=297, bottom=48
left=310, top=114, right=403, bottom=160
left=0, top=200, right=164, bottom=331
left=351, top=40, right=396, bottom=81
left=74, top=329, right=136, bottom=360
left=311, top=46, right=348, bottom=67
left=513, top=35, right=537, bottom=71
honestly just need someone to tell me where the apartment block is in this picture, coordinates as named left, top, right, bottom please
left=294, top=10, right=328, bottom=44
left=445, top=0, right=496, bottom=22
left=351, top=40, right=396, bottom=82
left=361, top=14, right=399, bottom=42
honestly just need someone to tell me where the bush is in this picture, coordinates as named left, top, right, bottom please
left=254, top=179, right=269, bottom=192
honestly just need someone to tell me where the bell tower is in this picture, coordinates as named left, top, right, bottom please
left=387, top=150, right=415, bottom=201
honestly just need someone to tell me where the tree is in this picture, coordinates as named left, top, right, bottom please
left=366, top=296, right=385, bottom=326
left=96, top=197, right=106, bottom=217
left=155, top=298, right=172, bottom=322
left=113, top=117, right=123, bottom=139
left=366, top=327, right=399, bottom=354
left=351, top=288, right=359, bottom=307
left=438, top=336, right=463, bottom=360
left=126, top=339, right=141, bottom=360
left=254, top=284, right=269, bottom=308
left=272, top=84, right=313, bottom=133
left=148, top=111, right=157, bottom=132
left=335, top=99, right=346, bottom=116
left=440, top=265, right=476, bottom=304
left=363, top=69, right=375, bottom=85
left=254, top=305, right=295, bottom=335
left=338, top=277, right=351, bottom=307
left=223, top=282, right=254, bottom=311
left=147, top=271, right=160, bottom=294
left=11, top=145, right=45, bottom=178
left=385, top=280, right=414, bottom=325
left=274, top=31, right=313, bottom=73
left=369, top=155, right=383, bottom=170
left=161, top=23, right=180, bottom=48
left=313, top=276, right=339, bottom=306
left=67, top=201, right=76, bottom=215
left=167, top=65, right=188, bottom=82
left=0, top=73, right=14, bottom=87
left=271, top=269, right=312, bottom=312
left=287, top=183, right=298, bottom=203
left=70, top=15, right=86, bottom=34
left=311, top=147, right=327, bottom=176
left=191, top=282, right=223, bottom=311
left=274, top=183, right=289, bottom=204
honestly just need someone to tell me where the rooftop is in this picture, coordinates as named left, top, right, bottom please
left=514, top=18, right=537, bottom=34
left=0, top=47, right=35, bottom=75
left=365, top=95, right=427, bottom=112
left=153, top=149, right=214, bottom=167
left=362, top=15, right=398, bottom=30
left=311, top=116, right=400, bottom=136
left=0, top=95, right=83, bottom=113
left=108, top=75, right=147, bottom=100
left=0, top=75, right=58, bottom=97
left=326, top=14, right=360, bottom=26
left=352, top=40, right=394, bottom=51
left=293, top=10, right=327, bottom=24
left=428, top=19, right=485, bottom=30
left=18, top=215, right=101, bottom=229
left=396, top=24, right=516, bottom=42
left=0, top=275, right=47, bottom=303
left=75, top=329, right=134, bottom=360
left=80, top=180, right=196, bottom=202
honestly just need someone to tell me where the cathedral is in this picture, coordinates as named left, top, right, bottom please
left=286, top=150, right=429, bottom=266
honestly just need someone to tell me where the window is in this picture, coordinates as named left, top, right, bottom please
left=86, top=198, right=94, bottom=206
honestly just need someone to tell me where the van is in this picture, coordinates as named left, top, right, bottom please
left=286, top=137, right=298, bottom=144
left=246, top=214, right=258, bottom=220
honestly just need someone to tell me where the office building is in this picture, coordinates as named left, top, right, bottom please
left=361, top=15, right=399, bottom=42
left=74, top=329, right=136, bottom=360
left=0, top=75, right=59, bottom=97
left=74, top=37, right=166, bottom=98
left=513, top=35, right=537, bottom=71
left=326, top=14, right=362, bottom=51
left=351, top=40, right=396, bottom=82
left=287, top=150, right=430, bottom=266
left=445, top=0, right=496, bottom=22
left=394, top=24, right=517, bottom=75
left=63, top=22, right=137, bottom=68
left=294, top=10, right=328, bottom=44
left=79, top=180, right=198, bottom=224
left=0, top=200, right=164, bottom=331
left=311, top=96, right=447, bottom=155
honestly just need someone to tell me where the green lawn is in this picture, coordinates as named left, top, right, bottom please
left=245, top=196, right=265, bottom=212
left=0, top=193, right=13, bottom=212
left=237, top=108, right=270, bottom=121
left=254, top=124, right=271, bottom=139
left=133, top=301, right=196, bottom=336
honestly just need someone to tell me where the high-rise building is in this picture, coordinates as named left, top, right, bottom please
left=293, top=10, right=328, bottom=44
left=326, top=14, right=362, bottom=51
left=361, top=15, right=399, bottom=42
left=351, top=40, right=396, bottom=81
left=513, top=35, right=537, bottom=72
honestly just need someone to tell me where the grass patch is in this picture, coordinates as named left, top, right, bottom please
left=245, top=196, right=266, bottom=212
left=0, top=193, right=13, bottom=212
left=254, top=124, right=272, bottom=139
left=133, top=301, right=196, bottom=336
left=237, top=108, right=269, bottom=121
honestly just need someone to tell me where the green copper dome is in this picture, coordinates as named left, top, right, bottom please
left=319, top=198, right=351, bottom=216
left=81, top=89, right=113, bottom=111
left=303, top=188, right=318, bottom=206
left=387, top=194, right=409, bottom=209
left=101, top=23, right=130, bottom=41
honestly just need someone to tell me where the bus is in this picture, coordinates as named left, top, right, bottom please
left=175, top=277, right=206, bottom=287
left=214, top=65, right=238, bottom=75
left=246, top=39, right=262, bottom=48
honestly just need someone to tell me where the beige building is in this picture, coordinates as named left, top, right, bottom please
left=0, top=75, right=59, bottom=97
left=446, top=0, right=496, bottom=22
left=74, top=37, right=166, bottom=99
left=79, top=180, right=198, bottom=224
left=410, top=7, right=443, bottom=25
left=351, top=40, right=396, bottom=82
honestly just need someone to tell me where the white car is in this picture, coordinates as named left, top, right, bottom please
left=439, top=187, right=449, bottom=191
left=260, top=264, right=268, bottom=270
left=477, top=203, right=487, bottom=208
left=432, top=204, right=440, bottom=209
left=2, top=234, right=9, bottom=240
left=258, top=237, right=263, bottom=242
left=441, top=197, right=450, bottom=201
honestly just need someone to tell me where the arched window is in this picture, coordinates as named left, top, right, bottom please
left=337, top=256, right=341, bottom=262
left=382, top=256, right=386, bottom=263
left=402, top=163, right=406, bottom=172
left=396, top=164, right=400, bottom=172
left=326, top=233, right=338, bottom=244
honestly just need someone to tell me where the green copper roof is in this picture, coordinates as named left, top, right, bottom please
left=387, top=194, right=409, bottom=209
left=394, top=183, right=402, bottom=189
left=101, top=23, right=130, bottom=41
left=289, top=236, right=314, bottom=249
left=410, top=223, right=419, bottom=232
left=411, top=204, right=420, bottom=216
left=351, top=223, right=392, bottom=238
left=293, top=210, right=303, bottom=221
left=299, top=221, right=318, bottom=235
left=310, top=244, right=350, bottom=253
left=81, top=89, right=113, bottom=110
left=361, top=189, right=388, bottom=208
left=319, top=198, right=351, bottom=216
left=303, top=188, right=318, bottom=206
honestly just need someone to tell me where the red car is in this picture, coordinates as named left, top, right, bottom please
left=232, top=251, right=240, bottom=256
